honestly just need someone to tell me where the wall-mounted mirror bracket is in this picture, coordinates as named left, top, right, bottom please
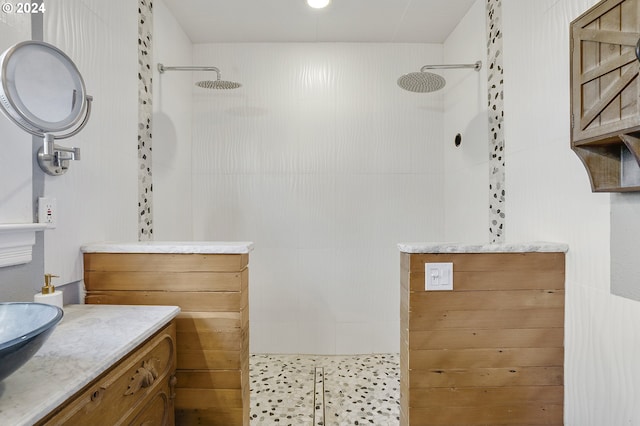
left=37, top=133, right=81, bottom=176
left=34, top=94, right=93, bottom=176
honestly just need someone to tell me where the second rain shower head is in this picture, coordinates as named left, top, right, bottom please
left=397, top=61, right=482, bottom=93
left=157, top=63, right=242, bottom=90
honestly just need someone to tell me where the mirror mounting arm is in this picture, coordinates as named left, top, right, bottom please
left=37, top=95, right=92, bottom=176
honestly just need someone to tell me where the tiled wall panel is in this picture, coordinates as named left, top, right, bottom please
left=43, top=0, right=138, bottom=283
left=443, top=0, right=489, bottom=242
left=188, top=43, right=445, bottom=354
left=151, top=0, right=193, bottom=241
left=503, top=0, right=640, bottom=423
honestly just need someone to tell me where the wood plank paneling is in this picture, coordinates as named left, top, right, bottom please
left=409, top=328, right=564, bottom=350
left=408, top=386, right=564, bottom=407
left=408, top=269, right=565, bottom=291
left=175, top=408, right=243, bottom=426
left=175, top=388, right=243, bottom=409
left=175, top=370, right=242, bottom=389
left=84, top=253, right=248, bottom=272
left=409, top=366, right=563, bottom=389
left=84, top=270, right=246, bottom=292
left=176, top=312, right=243, bottom=332
left=409, top=308, right=565, bottom=330
left=86, top=291, right=241, bottom=312
left=409, top=290, right=564, bottom=311
left=406, top=252, right=565, bottom=272
left=409, top=348, right=564, bottom=370
left=407, top=405, right=563, bottom=425
left=178, top=330, right=243, bottom=351
left=178, top=349, right=242, bottom=370
left=84, top=252, right=250, bottom=426
left=400, top=251, right=565, bottom=425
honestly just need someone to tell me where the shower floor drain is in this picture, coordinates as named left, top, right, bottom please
left=250, top=354, right=400, bottom=425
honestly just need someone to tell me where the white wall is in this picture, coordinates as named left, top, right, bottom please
left=42, top=0, right=139, bottom=285
left=443, top=0, right=489, bottom=242
left=188, top=43, right=444, bottom=354
left=152, top=0, right=193, bottom=240
left=503, top=0, right=640, bottom=423
left=0, top=11, right=31, bottom=225
left=0, top=5, right=37, bottom=302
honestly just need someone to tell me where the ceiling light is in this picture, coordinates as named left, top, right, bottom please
left=307, top=0, right=330, bottom=9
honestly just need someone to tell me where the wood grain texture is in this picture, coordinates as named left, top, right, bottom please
left=85, top=291, right=242, bottom=312
left=84, top=252, right=250, bottom=426
left=400, top=251, right=565, bottom=425
left=39, top=323, right=176, bottom=426
left=175, top=370, right=242, bottom=389
left=84, top=253, right=248, bottom=272
left=84, top=269, right=247, bottom=292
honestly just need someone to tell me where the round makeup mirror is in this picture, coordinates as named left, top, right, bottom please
left=0, top=41, right=93, bottom=176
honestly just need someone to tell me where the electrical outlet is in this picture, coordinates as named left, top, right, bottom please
left=38, top=197, right=56, bottom=229
left=425, top=262, right=453, bottom=291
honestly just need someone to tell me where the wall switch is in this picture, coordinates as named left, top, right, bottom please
left=38, top=197, right=57, bottom=229
left=425, top=262, right=453, bottom=291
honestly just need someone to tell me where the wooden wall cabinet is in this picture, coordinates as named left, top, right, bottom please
left=400, top=251, right=565, bottom=425
left=39, top=322, right=177, bottom=426
left=570, top=0, right=640, bottom=192
left=84, top=252, right=250, bottom=426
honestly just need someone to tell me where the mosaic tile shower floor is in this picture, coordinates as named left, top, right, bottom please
left=250, top=354, right=400, bottom=426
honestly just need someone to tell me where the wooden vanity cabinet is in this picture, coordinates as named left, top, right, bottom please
left=83, top=252, right=250, bottom=426
left=38, top=321, right=176, bottom=426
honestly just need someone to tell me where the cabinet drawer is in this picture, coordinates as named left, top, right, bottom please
left=125, top=379, right=174, bottom=426
left=40, top=322, right=176, bottom=426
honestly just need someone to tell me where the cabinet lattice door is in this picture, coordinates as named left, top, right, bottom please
left=570, top=0, right=640, bottom=191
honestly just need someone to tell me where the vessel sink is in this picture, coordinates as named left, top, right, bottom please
left=0, top=302, right=63, bottom=382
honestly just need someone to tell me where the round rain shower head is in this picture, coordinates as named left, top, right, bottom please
left=196, top=80, right=242, bottom=90
left=397, top=71, right=446, bottom=93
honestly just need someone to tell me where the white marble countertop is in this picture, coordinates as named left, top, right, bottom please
left=81, top=241, right=254, bottom=254
left=398, top=241, right=569, bottom=254
left=0, top=304, right=180, bottom=426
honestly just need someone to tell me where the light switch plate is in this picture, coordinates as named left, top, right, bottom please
left=425, top=262, right=453, bottom=291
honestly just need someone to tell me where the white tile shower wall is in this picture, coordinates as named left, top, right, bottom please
left=190, top=43, right=445, bottom=354
left=42, top=0, right=139, bottom=284
left=442, top=0, right=489, bottom=242
left=151, top=0, right=193, bottom=241
left=0, top=12, right=31, bottom=225
left=503, top=0, right=640, bottom=423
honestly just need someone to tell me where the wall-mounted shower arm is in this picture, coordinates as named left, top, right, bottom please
left=156, top=63, right=242, bottom=90
left=157, top=63, right=221, bottom=80
left=397, top=60, right=482, bottom=93
left=420, top=61, right=482, bottom=72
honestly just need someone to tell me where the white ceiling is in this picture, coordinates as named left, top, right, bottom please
left=162, top=0, right=477, bottom=44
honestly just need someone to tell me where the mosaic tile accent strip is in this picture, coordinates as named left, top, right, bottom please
left=486, top=0, right=506, bottom=243
left=138, top=0, right=153, bottom=241
left=250, top=354, right=399, bottom=426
